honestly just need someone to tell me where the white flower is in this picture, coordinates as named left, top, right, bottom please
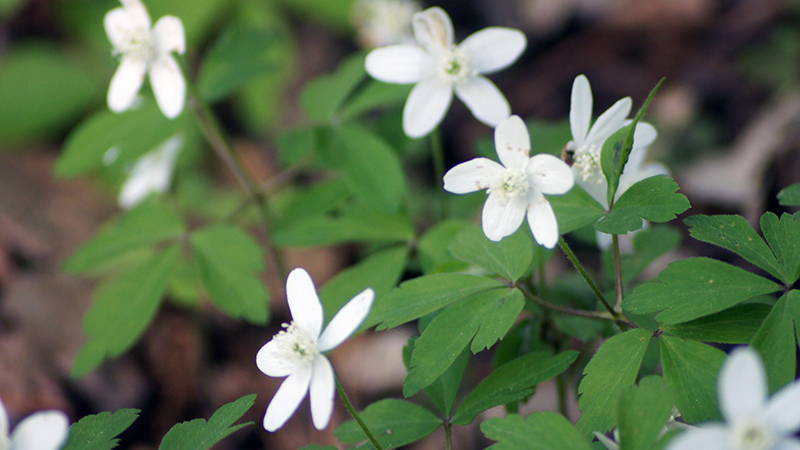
left=353, top=0, right=421, bottom=48
left=365, top=6, right=526, bottom=138
left=256, top=268, right=375, bottom=431
left=0, top=399, right=69, bottom=450
left=104, top=0, right=186, bottom=119
left=443, top=115, right=574, bottom=247
left=668, top=347, right=800, bottom=450
left=118, top=134, right=183, bottom=209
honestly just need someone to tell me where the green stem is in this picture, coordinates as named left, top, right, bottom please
left=336, top=378, right=384, bottom=450
left=557, top=238, right=614, bottom=316
left=612, top=234, right=624, bottom=311
left=517, top=284, right=622, bottom=324
left=444, top=421, right=454, bottom=450
left=556, top=375, right=569, bottom=417
left=430, top=128, right=448, bottom=218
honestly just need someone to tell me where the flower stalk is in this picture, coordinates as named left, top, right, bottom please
left=336, top=378, right=385, bottom=450
left=611, top=234, right=625, bottom=311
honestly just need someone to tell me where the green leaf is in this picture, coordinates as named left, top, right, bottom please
left=159, top=394, right=256, bottom=450
left=190, top=225, right=269, bottom=324
left=300, top=53, right=366, bottom=122
left=449, top=225, right=533, bottom=281
left=64, top=201, right=184, bottom=273
left=685, top=214, right=783, bottom=282
left=278, top=0, right=354, bottom=30
left=197, top=26, right=277, bottom=101
left=404, top=289, right=523, bottom=396
left=422, top=349, right=469, bottom=418
left=73, top=247, right=178, bottom=377
left=418, top=220, right=471, bottom=273
left=659, top=335, right=725, bottom=423
left=321, top=124, right=406, bottom=213
left=760, top=212, right=800, bottom=285
left=619, top=225, right=682, bottom=282
left=369, top=274, right=506, bottom=330
left=617, top=376, right=673, bottom=450
left=273, top=178, right=351, bottom=228
left=63, top=409, right=140, bottom=450
left=339, top=81, right=411, bottom=121
left=778, top=183, right=800, bottom=207
left=453, top=351, right=578, bottom=425
left=662, top=303, right=771, bottom=344
left=751, top=292, right=798, bottom=393
left=624, top=257, right=781, bottom=324
left=549, top=185, right=605, bottom=234
left=482, top=412, right=592, bottom=450
left=576, top=328, right=652, bottom=434
left=275, top=126, right=317, bottom=166
left=595, top=176, right=690, bottom=234
left=334, top=399, right=441, bottom=449
left=273, top=209, right=413, bottom=247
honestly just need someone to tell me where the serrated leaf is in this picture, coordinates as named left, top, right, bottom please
left=334, top=399, right=441, bottom=449
left=685, top=214, right=783, bottom=282
left=63, top=408, right=140, bottom=450
left=418, top=220, right=471, bottom=273
left=662, top=303, right=770, bottom=344
left=368, top=274, right=505, bottom=330
left=549, top=185, right=605, bottom=234
left=300, top=53, right=366, bottom=122
left=659, top=335, right=725, bottom=424
left=64, top=200, right=184, bottom=273
left=618, top=376, right=673, bottom=450
left=576, top=328, right=652, bottom=434
left=778, top=183, right=800, bottom=207
left=73, top=247, right=178, bottom=377
left=760, top=212, right=800, bottom=285
left=595, top=176, right=690, bottom=234
left=190, top=225, right=269, bottom=324
left=423, top=349, right=469, bottom=418
left=624, top=257, right=781, bottom=324
left=449, top=225, right=533, bottom=281
left=751, top=292, right=798, bottom=393
left=273, top=209, right=413, bottom=247
left=481, top=412, right=591, bottom=450
left=159, top=394, right=256, bottom=450
left=453, top=351, right=578, bottom=425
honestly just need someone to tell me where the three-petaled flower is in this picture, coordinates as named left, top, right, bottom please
left=0, top=399, right=69, bottom=450
left=668, top=347, right=800, bottom=450
left=256, top=268, right=375, bottom=431
left=443, top=115, right=574, bottom=247
left=104, top=0, right=186, bottom=119
left=365, top=6, right=526, bottom=138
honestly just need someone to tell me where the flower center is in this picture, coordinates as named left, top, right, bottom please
left=438, top=49, right=471, bottom=83
left=732, top=421, right=775, bottom=450
left=271, top=321, right=318, bottom=364
left=490, top=168, right=528, bottom=200
left=115, top=26, right=155, bottom=61
left=570, top=142, right=603, bottom=184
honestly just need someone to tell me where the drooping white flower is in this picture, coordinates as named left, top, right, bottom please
left=443, top=115, right=574, bottom=247
left=352, top=0, right=421, bottom=48
left=104, top=0, right=186, bottom=119
left=668, top=347, right=800, bottom=450
left=365, top=6, right=526, bottom=138
left=256, top=268, right=375, bottom=431
left=0, top=399, right=69, bottom=450
left=118, top=134, right=183, bottom=209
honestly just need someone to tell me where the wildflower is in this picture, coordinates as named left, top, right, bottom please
left=365, top=6, right=526, bottom=137
left=256, top=268, right=375, bottom=431
left=0, top=399, right=68, bottom=450
left=353, top=0, right=421, bottom=48
left=104, top=0, right=186, bottom=118
left=118, top=134, right=183, bottom=209
left=444, top=115, right=574, bottom=247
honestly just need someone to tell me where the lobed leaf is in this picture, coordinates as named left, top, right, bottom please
left=63, top=409, right=140, bottom=450
left=549, top=185, right=605, bottom=234
left=334, top=399, right=441, bottom=449
left=595, top=176, right=690, bottom=234
left=751, top=292, right=798, bottom=393
left=449, top=225, right=533, bottom=282
left=158, top=394, right=256, bottom=450
left=482, top=412, right=591, bottom=450
left=617, top=376, right=673, bottom=450
left=760, top=212, right=800, bottom=285
left=662, top=303, right=771, bottom=344
left=659, top=336, right=725, bottom=424
left=778, top=183, right=800, bottom=207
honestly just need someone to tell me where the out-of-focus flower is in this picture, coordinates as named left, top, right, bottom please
left=352, top=0, right=421, bottom=48
left=365, top=6, right=526, bottom=138
left=104, top=0, right=186, bottom=119
left=256, top=268, right=375, bottom=431
left=0, top=399, right=69, bottom=450
left=444, top=115, right=574, bottom=247
left=118, top=134, right=183, bottom=209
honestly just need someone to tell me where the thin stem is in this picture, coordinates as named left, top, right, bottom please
left=556, top=375, right=569, bottom=417
left=444, top=421, right=453, bottom=450
left=517, top=284, right=621, bottom=324
left=612, top=234, right=624, bottom=311
left=336, top=378, right=384, bottom=450
left=430, top=128, right=448, bottom=218
left=557, top=238, right=615, bottom=316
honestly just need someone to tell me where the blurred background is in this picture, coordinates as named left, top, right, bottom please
left=1, top=0, right=799, bottom=448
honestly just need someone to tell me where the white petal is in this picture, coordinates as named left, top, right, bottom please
left=458, top=27, right=526, bottom=74
left=574, top=176, right=609, bottom=209
left=286, top=268, right=324, bottom=339
left=402, top=78, right=452, bottom=138
left=482, top=193, right=527, bottom=241
left=0, top=400, right=8, bottom=440
left=119, top=134, right=182, bottom=209
left=153, top=15, right=186, bottom=56
left=765, top=380, right=800, bottom=434
left=616, top=162, right=669, bottom=201
left=455, top=76, right=510, bottom=128
left=527, top=193, right=559, bottom=249
left=570, top=75, right=592, bottom=146
left=585, top=97, right=632, bottom=146
left=493, top=115, right=530, bottom=169
left=104, top=8, right=137, bottom=50
left=256, top=340, right=294, bottom=377
left=318, top=288, right=374, bottom=352
left=632, top=121, right=657, bottom=149
left=263, top=366, right=312, bottom=432
left=412, top=7, right=453, bottom=52
left=120, top=0, right=151, bottom=28
left=665, top=425, right=730, bottom=450
left=443, top=157, right=504, bottom=194
left=107, top=55, right=147, bottom=113
left=719, top=347, right=767, bottom=424
left=9, top=411, right=69, bottom=450
left=148, top=55, right=186, bottom=119
left=527, top=154, right=574, bottom=195
left=775, top=438, right=800, bottom=450
left=365, top=45, right=432, bottom=84
left=309, top=355, right=335, bottom=430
